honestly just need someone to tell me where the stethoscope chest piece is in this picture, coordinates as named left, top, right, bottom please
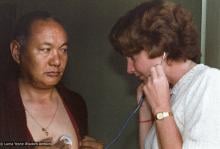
left=59, top=135, right=72, bottom=145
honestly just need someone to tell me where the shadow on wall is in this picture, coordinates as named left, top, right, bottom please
left=108, top=49, right=140, bottom=95
left=0, top=3, right=18, bottom=84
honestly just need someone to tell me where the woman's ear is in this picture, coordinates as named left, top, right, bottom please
left=10, top=40, right=22, bottom=64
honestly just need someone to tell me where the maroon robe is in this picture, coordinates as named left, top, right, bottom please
left=0, top=78, right=88, bottom=148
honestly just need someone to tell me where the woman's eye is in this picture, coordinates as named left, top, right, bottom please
left=130, top=56, right=135, bottom=61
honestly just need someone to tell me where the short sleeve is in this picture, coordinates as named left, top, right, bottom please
left=183, top=70, right=220, bottom=149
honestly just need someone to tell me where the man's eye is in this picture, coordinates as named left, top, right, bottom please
left=40, top=48, right=50, bottom=52
left=60, top=48, right=68, bottom=53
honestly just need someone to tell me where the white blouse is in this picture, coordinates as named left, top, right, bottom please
left=145, top=64, right=220, bottom=149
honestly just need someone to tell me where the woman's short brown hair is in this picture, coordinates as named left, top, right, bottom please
left=109, top=0, right=201, bottom=63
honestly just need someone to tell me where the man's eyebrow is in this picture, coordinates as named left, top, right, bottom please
left=41, top=42, right=52, bottom=46
left=40, top=42, right=69, bottom=47
left=60, top=42, right=69, bottom=47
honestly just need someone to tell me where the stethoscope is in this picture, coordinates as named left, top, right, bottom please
left=104, top=95, right=145, bottom=149
left=105, top=52, right=167, bottom=149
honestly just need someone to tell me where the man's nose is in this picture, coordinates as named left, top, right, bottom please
left=50, top=50, right=61, bottom=67
left=127, top=58, right=135, bottom=74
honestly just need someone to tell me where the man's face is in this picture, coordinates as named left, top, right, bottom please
left=20, top=19, right=68, bottom=88
left=126, top=50, right=163, bottom=81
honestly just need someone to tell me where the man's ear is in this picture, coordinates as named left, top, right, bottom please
left=10, top=40, right=22, bottom=64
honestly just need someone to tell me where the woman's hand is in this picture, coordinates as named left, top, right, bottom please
left=142, top=65, right=171, bottom=115
left=80, top=136, right=104, bottom=149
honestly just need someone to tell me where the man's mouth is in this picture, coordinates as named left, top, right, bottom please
left=45, top=71, right=62, bottom=77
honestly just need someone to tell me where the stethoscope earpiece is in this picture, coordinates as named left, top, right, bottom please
left=162, top=52, right=166, bottom=60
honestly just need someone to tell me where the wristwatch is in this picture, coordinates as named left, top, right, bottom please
left=155, top=112, right=173, bottom=120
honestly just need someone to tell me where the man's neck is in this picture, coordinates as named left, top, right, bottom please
left=18, top=78, right=57, bottom=104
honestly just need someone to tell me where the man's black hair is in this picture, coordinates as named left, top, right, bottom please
left=13, top=11, right=65, bottom=48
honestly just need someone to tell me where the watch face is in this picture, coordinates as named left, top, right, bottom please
left=157, top=113, right=163, bottom=120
